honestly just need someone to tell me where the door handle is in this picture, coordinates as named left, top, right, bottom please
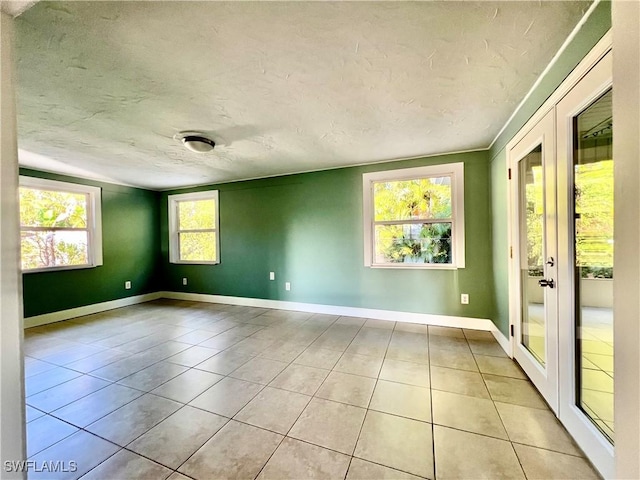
left=538, top=278, right=555, bottom=288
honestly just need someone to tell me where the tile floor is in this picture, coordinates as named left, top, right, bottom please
left=23, top=300, right=601, bottom=479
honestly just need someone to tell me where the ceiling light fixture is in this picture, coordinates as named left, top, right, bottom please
left=181, top=135, right=215, bottom=153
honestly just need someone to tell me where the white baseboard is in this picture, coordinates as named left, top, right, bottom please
left=23, top=290, right=512, bottom=358
left=489, top=324, right=512, bottom=357
left=159, top=291, right=496, bottom=332
left=24, top=292, right=162, bottom=328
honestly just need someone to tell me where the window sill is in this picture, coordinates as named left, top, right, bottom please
left=22, top=264, right=100, bottom=274
left=367, top=263, right=463, bottom=270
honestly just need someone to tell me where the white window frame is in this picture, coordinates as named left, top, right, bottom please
left=168, top=190, right=220, bottom=265
left=363, top=162, right=465, bottom=269
left=19, top=176, right=103, bottom=272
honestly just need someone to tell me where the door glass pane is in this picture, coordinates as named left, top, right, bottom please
left=574, top=89, right=613, bottom=442
left=519, top=145, right=546, bottom=365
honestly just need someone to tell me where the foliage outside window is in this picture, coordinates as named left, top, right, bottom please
left=363, top=163, right=465, bottom=268
left=168, top=190, right=220, bottom=264
left=525, top=160, right=613, bottom=278
left=19, top=177, right=102, bottom=271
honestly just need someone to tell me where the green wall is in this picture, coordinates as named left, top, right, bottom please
left=21, top=168, right=161, bottom=318
left=488, top=1, right=611, bottom=336
left=161, top=150, right=495, bottom=320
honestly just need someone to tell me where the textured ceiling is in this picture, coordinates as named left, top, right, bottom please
left=15, top=1, right=591, bottom=189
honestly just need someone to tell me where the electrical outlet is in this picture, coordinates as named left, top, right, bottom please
left=285, top=282, right=291, bottom=291
left=125, top=281, right=131, bottom=290
left=269, top=272, right=275, bottom=281
left=183, top=277, right=188, bottom=286
left=461, top=293, right=469, bottom=305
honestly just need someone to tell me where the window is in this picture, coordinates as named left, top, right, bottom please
left=19, top=176, right=103, bottom=272
left=363, top=163, right=465, bottom=268
left=168, top=190, right=220, bottom=264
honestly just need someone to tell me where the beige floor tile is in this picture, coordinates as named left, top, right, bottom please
left=26, top=375, right=110, bottom=412
left=334, top=352, right=384, bottom=378
left=346, top=458, right=426, bottom=480
left=81, top=449, right=172, bottom=480
left=369, top=380, right=431, bottom=422
left=468, top=338, right=508, bottom=357
left=195, top=350, right=252, bottom=375
left=128, top=405, right=228, bottom=469
left=463, top=329, right=495, bottom=341
left=432, top=390, right=507, bottom=439
left=429, top=348, right=478, bottom=372
left=25, top=367, right=82, bottom=397
left=269, top=364, right=329, bottom=395
left=354, top=410, right=433, bottom=478
left=335, top=317, right=367, bottom=327
left=380, top=358, right=430, bottom=387
left=165, top=345, right=220, bottom=367
left=513, top=443, right=600, bottom=480
left=235, top=386, right=311, bottom=434
left=117, top=361, right=188, bottom=392
left=474, top=355, right=527, bottom=379
left=428, top=326, right=465, bottom=338
left=257, top=437, right=351, bottom=480
left=198, top=332, right=245, bottom=350
left=260, top=341, right=308, bottom=363
left=484, top=374, right=547, bottom=409
left=151, top=369, right=224, bottom=403
left=429, top=335, right=470, bottom=353
left=64, top=348, right=133, bottom=374
left=364, top=319, right=396, bottom=330
left=496, top=402, right=582, bottom=455
left=294, top=347, right=343, bottom=370
left=189, top=376, right=263, bottom=417
left=52, top=383, right=144, bottom=427
left=179, top=420, right=282, bottom=480
left=394, top=323, right=428, bottom=334
left=27, top=431, right=120, bottom=480
left=431, top=366, right=490, bottom=399
left=289, top=397, right=366, bottom=454
left=25, top=405, right=45, bottom=423
left=226, top=337, right=276, bottom=356
left=385, top=342, right=430, bottom=365
left=173, top=329, right=218, bottom=345
left=27, top=415, right=79, bottom=457
left=167, top=472, right=191, bottom=480
left=86, top=393, right=181, bottom=446
left=230, top=357, right=289, bottom=385
left=434, top=425, right=525, bottom=479
left=315, top=371, right=376, bottom=407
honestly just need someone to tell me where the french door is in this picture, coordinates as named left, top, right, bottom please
left=509, top=49, right=614, bottom=478
left=510, top=109, right=559, bottom=413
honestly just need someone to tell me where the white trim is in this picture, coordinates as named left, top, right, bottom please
left=168, top=190, right=220, bottom=265
left=362, top=162, right=465, bottom=269
left=490, top=0, right=607, bottom=151
left=19, top=175, right=103, bottom=268
left=489, top=324, right=512, bottom=358
left=23, top=292, right=162, bottom=328
left=159, top=290, right=496, bottom=331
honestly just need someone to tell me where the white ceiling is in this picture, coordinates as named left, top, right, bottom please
left=14, top=1, right=591, bottom=190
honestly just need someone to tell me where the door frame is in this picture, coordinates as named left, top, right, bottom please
left=508, top=108, right=559, bottom=414
left=506, top=31, right=613, bottom=479
left=556, top=50, right=614, bottom=479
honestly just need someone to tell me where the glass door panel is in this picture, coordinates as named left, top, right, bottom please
left=510, top=108, right=558, bottom=412
left=573, top=89, right=614, bottom=442
left=520, top=145, right=546, bottom=365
